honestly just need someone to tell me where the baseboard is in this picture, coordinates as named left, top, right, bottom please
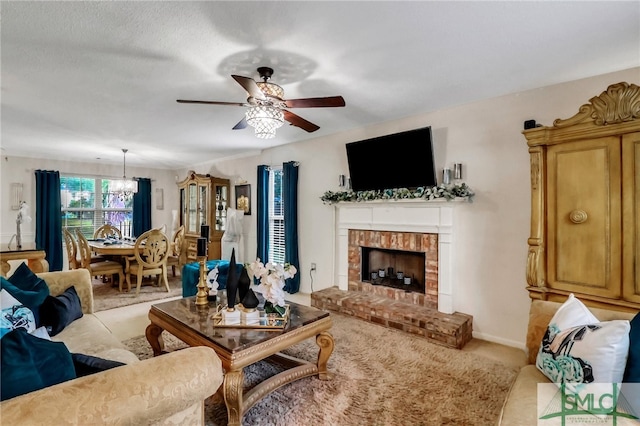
left=472, top=331, right=526, bottom=351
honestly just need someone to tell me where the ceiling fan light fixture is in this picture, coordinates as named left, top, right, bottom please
left=256, top=82, right=284, bottom=99
left=246, top=105, right=284, bottom=139
left=109, top=148, right=138, bottom=200
left=177, top=66, right=344, bottom=136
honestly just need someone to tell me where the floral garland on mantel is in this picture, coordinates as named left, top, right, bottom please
left=320, top=182, right=475, bottom=204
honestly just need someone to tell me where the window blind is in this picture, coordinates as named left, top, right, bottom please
left=268, top=167, right=285, bottom=264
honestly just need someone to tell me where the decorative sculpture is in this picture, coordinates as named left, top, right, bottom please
left=237, top=266, right=251, bottom=303
left=226, top=249, right=239, bottom=309
left=207, top=266, right=219, bottom=301
left=10, top=201, right=31, bottom=250
left=220, top=248, right=241, bottom=323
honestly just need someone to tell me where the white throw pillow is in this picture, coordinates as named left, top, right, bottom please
left=546, top=293, right=599, bottom=330
left=0, top=288, right=36, bottom=338
left=537, top=320, right=630, bottom=383
left=29, top=326, right=51, bottom=340
left=536, top=294, right=631, bottom=415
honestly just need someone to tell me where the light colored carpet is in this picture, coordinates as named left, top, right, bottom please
left=92, top=273, right=182, bottom=312
left=123, top=313, right=518, bottom=426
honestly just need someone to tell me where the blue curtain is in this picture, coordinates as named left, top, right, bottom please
left=34, top=170, right=63, bottom=272
left=283, top=161, right=300, bottom=293
left=256, top=165, right=269, bottom=263
left=132, top=178, right=152, bottom=238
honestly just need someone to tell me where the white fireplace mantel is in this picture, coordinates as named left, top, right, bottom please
left=333, top=198, right=469, bottom=314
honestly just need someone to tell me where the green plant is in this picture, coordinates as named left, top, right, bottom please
left=320, top=183, right=475, bottom=204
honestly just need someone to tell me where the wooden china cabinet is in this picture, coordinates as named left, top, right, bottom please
left=523, top=82, right=640, bottom=312
left=177, top=171, right=230, bottom=261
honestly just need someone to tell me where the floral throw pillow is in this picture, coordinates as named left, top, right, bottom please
left=536, top=294, right=631, bottom=415
left=1, top=288, right=36, bottom=338
left=537, top=320, right=630, bottom=384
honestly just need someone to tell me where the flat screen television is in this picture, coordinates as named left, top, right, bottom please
left=345, top=126, right=437, bottom=192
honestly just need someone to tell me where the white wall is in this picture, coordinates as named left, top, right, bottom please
left=3, top=67, right=637, bottom=349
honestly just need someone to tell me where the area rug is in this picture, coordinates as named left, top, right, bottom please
left=92, top=274, right=182, bottom=312
left=123, top=313, right=518, bottom=425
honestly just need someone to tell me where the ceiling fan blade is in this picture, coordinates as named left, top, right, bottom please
left=284, top=96, right=345, bottom=108
left=283, top=110, right=320, bottom=133
left=177, top=100, right=247, bottom=106
left=231, top=75, right=266, bottom=101
left=232, top=117, right=247, bottom=130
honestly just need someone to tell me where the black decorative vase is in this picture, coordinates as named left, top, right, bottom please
left=241, top=288, right=260, bottom=310
left=226, top=249, right=239, bottom=309
left=237, top=267, right=251, bottom=303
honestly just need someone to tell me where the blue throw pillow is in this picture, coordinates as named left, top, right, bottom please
left=3, top=263, right=50, bottom=325
left=39, top=286, right=83, bottom=337
left=1, top=328, right=75, bottom=401
left=72, top=353, right=125, bottom=377
left=624, top=312, right=640, bottom=383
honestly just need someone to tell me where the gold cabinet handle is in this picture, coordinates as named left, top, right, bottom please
left=569, top=210, right=588, bottom=224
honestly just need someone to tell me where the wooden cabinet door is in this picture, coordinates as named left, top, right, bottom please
left=547, top=136, right=622, bottom=298
left=623, top=132, right=640, bottom=303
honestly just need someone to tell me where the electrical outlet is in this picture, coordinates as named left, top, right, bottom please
left=311, top=263, right=317, bottom=271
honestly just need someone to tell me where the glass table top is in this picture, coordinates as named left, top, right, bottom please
left=150, top=292, right=330, bottom=354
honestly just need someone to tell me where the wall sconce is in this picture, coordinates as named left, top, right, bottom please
left=453, top=163, right=463, bottom=180
left=11, top=183, right=23, bottom=210
left=338, top=174, right=351, bottom=190
left=443, top=168, right=451, bottom=185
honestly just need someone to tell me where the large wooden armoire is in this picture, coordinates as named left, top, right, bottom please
left=523, top=82, right=640, bottom=312
left=177, top=171, right=230, bottom=262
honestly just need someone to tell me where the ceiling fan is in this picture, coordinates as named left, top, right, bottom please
left=177, top=67, right=345, bottom=138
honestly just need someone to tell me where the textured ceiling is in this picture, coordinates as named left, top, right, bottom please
left=2, top=1, right=639, bottom=169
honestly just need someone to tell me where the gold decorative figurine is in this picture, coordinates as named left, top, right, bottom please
left=195, top=256, right=209, bottom=306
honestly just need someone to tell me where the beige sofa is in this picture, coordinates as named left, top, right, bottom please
left=498, top=299, right=636, bottom=425
left=1, top=269, right=224, bottom=425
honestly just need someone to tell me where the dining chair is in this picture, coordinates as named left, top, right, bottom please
left=94, top=224, right=122, bottom=240
left=124, top=229, right=171, bottom=296
left=64, top=228, right=106, bottom=270
left=63, top=228, right=80, bottom=270
left=166, top=225, right=186, bottom=277
left=76, top=230, right=126, bottom=292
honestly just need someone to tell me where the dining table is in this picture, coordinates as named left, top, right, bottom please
left=87, top=239, right=139, bottom=257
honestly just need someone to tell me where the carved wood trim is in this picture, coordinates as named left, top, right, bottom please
left=554, top=82, right=640, bottom=128
left=530, top=152, right=540, bottom=191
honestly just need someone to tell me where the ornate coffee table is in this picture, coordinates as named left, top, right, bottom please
left=146, top=296, right=334, bottom=426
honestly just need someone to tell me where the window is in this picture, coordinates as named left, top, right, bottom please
left=268, top=167, right=285, bottom=264
left=60, top=175, right=133, bottom=238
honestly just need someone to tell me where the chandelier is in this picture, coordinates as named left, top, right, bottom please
left=245, top=105, right=284, bottom=139
left=109, top=148, right=138, bottom=200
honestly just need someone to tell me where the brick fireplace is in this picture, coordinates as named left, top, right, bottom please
left=312, top=199, right=472, bottom=348
left=333, top=199, right=464, bottom=314
left=348, top=229, right=438, bottom=309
